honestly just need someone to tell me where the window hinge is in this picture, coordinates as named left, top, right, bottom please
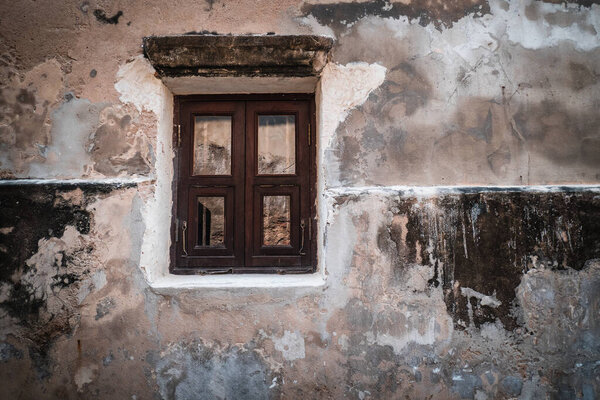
left=308, top=123, right=311, bottom=146
left=174, top=124, right=181, bottom=147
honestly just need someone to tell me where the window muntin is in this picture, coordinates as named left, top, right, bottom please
left=172, top=95, right=315, bottom=274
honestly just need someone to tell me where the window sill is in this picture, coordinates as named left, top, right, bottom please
left=147, top=272, right=326, bottom=292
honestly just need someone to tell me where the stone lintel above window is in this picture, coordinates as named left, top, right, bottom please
left=143, top=35, right=334, bottom=78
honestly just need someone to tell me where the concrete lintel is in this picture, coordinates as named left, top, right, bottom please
left=143, top=34, right=334, bottom=78
left=162, top=75, right=319, bottom=95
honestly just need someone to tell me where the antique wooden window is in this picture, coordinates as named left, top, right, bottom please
left=171, top=94, right=316, bottom=274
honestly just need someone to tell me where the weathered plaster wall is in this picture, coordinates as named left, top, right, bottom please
left=1, top=0, right=599, bottom=399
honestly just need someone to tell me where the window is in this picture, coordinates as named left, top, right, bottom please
left=171, top=94, right=316, bottom=274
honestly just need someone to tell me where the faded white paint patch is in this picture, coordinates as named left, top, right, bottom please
left=137, top=78, right=173, bottom=284
left=318, top=62, right=386, bottom=148
left=273, top=330, right=306, bottom=361
left=297, top=15, right=336, bottom=38
left=490, top=0, right=600, bottom=51
left=366, top=314, right=449, bottom=355
left=0, top=227, right=14, bottom=235
left=337, top=334, right=350, bottom=351
left=479, top=321, right=509, bottom=341
left=22, top=226, right=84, bottom=311
left=114, top=54, right=175, bottom=287
left=309, top=62, right=386, bottom=297
left=0, top=283, right=12, bottom=303
left=115, top=56, right=164, bottom=116
left=74, top=364, right=98, bottom=392
left=461, top=287, right=502, bottom=308
left=77, top=270, right=107, bottom=304
left=89, top=191, right=135, bottom=261
left=27, top=98, right=105, bottom=178
left=516, top=260, right=600, bottom=352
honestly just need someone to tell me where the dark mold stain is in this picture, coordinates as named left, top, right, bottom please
left=385, top=63, right=432, bottom=117
left=143, top=35, right=333, bottom=78
left=89, top=113, right=151, bottom=175
left=93, top=9, right=123, bottom=25
left=378, top=191, right=600, bottom=330
left=184, top=30, right=220, bottom=35
left=0, top=183, right=136, bottom=378
left=0, top=342, right=24, bottom=362
left=0, top=88, right=48, bottom=157
left=0, top=186, right=95, bottom=286
left=513, top=100, right=600, bottom=167
left=541, top=0, right=600, bottom=7
left=29, top=345, right=53, bottom=379
left=301, top=0, right=490, bottom=32
left=205, top=0, right=218, bottom=11
left=468, top=108, right=493, bottom=143
left=569, top=62, right=598, bottom=91
left=95, top=297, right=116, bottom=320
left=52, top=272, right=82, bottom=288
left=16, top=89, right=35, bottom=106
left=486, top=144, right=511, bottom=175
left=337, top=136, right=365, bottom=184
left=102, top=351, right=114, bottom=366
left=451, top=373, right=483, bottom=399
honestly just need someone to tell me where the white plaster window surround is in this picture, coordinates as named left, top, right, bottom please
left=117, top=35, right=387, bottom=290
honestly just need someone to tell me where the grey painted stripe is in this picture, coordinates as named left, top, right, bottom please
left=0, top=177, right=154, bottom=187
left=325, top=185, right=600, bottom=197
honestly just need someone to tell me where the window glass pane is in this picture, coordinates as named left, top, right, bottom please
left=197, top=197, right=225, bottom=247
left=258, top=115, right=295, bottom=175
left=263, top=195, right=291, bottom=246
left=193, top=116, right=232, bottom=175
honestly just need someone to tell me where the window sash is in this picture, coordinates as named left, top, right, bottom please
left=172, top=96, right=315, bottom=274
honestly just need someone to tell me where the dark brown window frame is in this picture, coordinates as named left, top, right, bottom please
left=170, top=94, right=317, bottom=274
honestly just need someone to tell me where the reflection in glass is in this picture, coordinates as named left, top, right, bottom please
left=197, top=197, right=225, bottom=247
left=263, top=195, right=291, bottom=246
left=258, top=115, right=295, bottom=175
left=193, top=116, right=232, bottom=175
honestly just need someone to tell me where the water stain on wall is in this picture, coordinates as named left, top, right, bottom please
left=302, top=0, right=489, bottom=31
left=0, top=183, right=136, bottom=377
left=374, top=190, right=600, bottom=330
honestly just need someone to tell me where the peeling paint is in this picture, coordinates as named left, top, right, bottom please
left=115, top=56, right=165, bottom=116
left=273, top=330, right=306, bottom=361
left=1, top=0, right=600, bottom=398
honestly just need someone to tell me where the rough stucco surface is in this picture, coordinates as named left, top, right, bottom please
left=1, top=0, right=600, bottom=399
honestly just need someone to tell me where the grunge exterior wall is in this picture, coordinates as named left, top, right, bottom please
left=1, top=1, right=599, bottom=399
